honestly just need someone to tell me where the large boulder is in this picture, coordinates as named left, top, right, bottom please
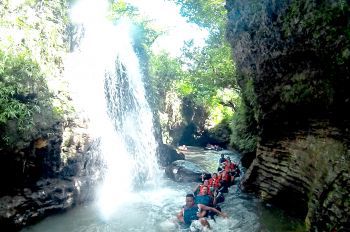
left=165, top=160, right=210, bottom=182
left=0, top=177, right=97, bottom=231
left=157, top=144, right=185, bottom=167
left=0, top=116, right=103, bottom=231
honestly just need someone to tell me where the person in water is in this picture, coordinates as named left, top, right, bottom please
left=218, top=170, right=230, bottom=193
left=195, top=185, right=214, bottom=206
left=208, top=173, right=225, bottom=205
left=224, top=158, right=236, bottom=185
left=177, top=193, right=228, bottom=229
left=218, top=154, right=226, bottom=172
left=208, top=173, right=221, bottom=192
left=194, top=179, right=212, bottom=196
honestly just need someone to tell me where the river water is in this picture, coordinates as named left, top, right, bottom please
left=22, top=147, right=305, bottom=232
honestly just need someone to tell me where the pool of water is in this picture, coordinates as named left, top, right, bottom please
left=22, top=147, right=305, bottom=232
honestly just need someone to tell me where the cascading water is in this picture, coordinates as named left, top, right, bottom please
left=21, top=1, right=306, bottom=231
left=66, top=0, right=161, bottom=218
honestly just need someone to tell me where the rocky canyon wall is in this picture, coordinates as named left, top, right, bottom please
left=226, top=0, right=350, bottom=231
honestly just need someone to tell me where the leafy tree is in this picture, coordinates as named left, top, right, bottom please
left=178, top=39, right=238, bottom=103
left=0, top=0, right=69, bottom=148
left=169, top=0, right=249, bottom=148
left=172, top=0, right=226, bottom=32
left=149, top=52, right=183, bottom=103
left=109, top=1, right=165, bottom=53
left=0, top=49, right=54, bottom=146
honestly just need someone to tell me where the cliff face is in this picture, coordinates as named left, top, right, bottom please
left=240, top=123, right=349, bottom=231
left=0, top=72, right=104, bottom=230
left=226, top=0, right=350, bottom=231
left=0, top=117, right=103, bottom=230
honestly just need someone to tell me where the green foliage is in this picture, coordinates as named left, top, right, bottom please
left=230, top=99, right=258, bottom=153
left=283, top=1, right=349, bottom=36
left=176, top=80, right=195, bottom=96
left=0, top=0, right=70, bottom=104
left=0, top=0, right=68, bottom=74
left=243, top=77, right=261, bottom=122
left=110, top=0, right=139, bottom=18
left=207, top=88, right=238, bottom=125
left=150, top=39, right=239, bottom=129
left=207, top=103, right=233, bottom=125
left=0, top=0, right=69, bottom=148
left=172, top=0, right=226, bottom=32
left=279, top=0, right=350, bottom=117
left=0, top=49, right=54, bottom=146
left=283, top=0, right=350, bottom=66
left=145, top=0, right=241, bottom=142
left=110, top=1, right=165, bottom=53
left=179, top=39, right=238, bottom=102
left=149, top=52, right=183, bottom=101
left=280, top=72, right=334, bottom=105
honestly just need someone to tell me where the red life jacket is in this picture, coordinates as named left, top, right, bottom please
left=220, top=173, right=230, bottom=182
left=199, top=185, right=212, bottom=195
left=208, top=177, right=221, bottom=188
left=224, top=162, right=235, bottom=172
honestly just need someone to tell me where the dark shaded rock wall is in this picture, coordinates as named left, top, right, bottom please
left=157, top=143, right=185, bottom=167
left=0, top=116, right=103, bottom=231
left=226, top=0, right=350, bottom=231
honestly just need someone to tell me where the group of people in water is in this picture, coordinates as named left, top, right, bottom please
left=176, top=153, right=241, bottom=230
left=179, top=144, right=223, bottom=152
left=204, top=144, right=223, bottom=151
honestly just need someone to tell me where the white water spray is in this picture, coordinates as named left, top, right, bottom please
left=65, top=0, right=160, bottom=218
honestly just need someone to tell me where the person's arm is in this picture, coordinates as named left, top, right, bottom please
left=193, top=184, right=201, bottom=194
left=199, top=204, right=228, bottom=218
left=213, top=193, right=218, bottom=206
left=177, top=209, right=185, bottom=223
left=196, top=204, right=209, bottom=218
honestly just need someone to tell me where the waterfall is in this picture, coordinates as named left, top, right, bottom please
left=65, top=0, right=160, bottom=218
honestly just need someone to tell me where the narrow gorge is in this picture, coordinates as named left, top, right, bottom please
left=0, top=0, right=349, bottom=231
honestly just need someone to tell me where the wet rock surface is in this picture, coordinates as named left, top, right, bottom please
left=165, top=160, right=210, bottom=182
left=157, top=144, right=185, bottom=167
left=0, top=176, right=100, bottom=231
left=0, top=116, right=103, bottom=231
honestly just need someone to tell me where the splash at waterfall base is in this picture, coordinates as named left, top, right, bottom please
left=0, top=129, right=182, bottom=231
